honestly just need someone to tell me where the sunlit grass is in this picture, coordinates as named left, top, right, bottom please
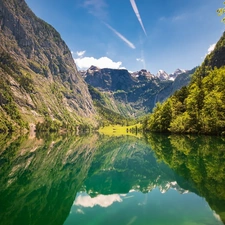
left=98, top=123, right=143, bottom=137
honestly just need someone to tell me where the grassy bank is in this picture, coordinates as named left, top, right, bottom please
left=98, top=124, right=142, bottom=137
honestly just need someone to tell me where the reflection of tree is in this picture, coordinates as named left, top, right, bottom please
left=0, top=134, right=98, bottom=225
left=2, top=133, right=225, bottom=224
left=146, top=133, right=225, bottom=224
left=84, top=135, right=193, bottom=197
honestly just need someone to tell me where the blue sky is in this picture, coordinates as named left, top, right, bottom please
left=26, top=0, right=224, bottom=74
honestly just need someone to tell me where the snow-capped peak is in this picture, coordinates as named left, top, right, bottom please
left=169, top=68, right=187, bottom=81
left=156, top=70, right=169, bottom=80
left=174, top=68, right=186, bottom=75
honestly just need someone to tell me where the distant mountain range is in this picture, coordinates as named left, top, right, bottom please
left=81, top=67, right=189, bottom=83
left=156, top=68, right=187, bottom=81
left=80, top=66, right=196, bottom=117
left=0, top=0, right=196, bottom=132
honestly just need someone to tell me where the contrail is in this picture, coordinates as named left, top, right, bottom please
left=104, top=23, right=136, bottom=49
left=130, top=0, right=147, bottom=36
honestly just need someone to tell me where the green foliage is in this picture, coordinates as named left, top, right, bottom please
left=143, top=31, right=225, bottom=135
left=217, top=1, right=225, bottom=23
left=19, top=73, right=34, bottom=93
left=146, top=134, right=225, bottom=221
left=0, top=49, right=34, bottom=93
left=41, top=19, right=62, bottom=43
left=144, top=100, right=172, bottom=133
left=0, top=77, right=28, bottom=132
left=144, top=67, right=225, bottom=135
left=88, top=85, right=136, bottom=126
left=0, top=133, right=96, bottom=225
left=36, top=117, right=61, bottom=133
left=94, top=102, right=129, bottom=126
left=0, top=50, right=20, bottom=75
left=88, top=85, right=106, bottom=105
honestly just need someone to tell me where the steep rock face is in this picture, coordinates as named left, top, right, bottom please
left=0, top=0, right=96, bottom=131
left=169, top=68, right=187, bottom=81
left=131, top=69, right=155, bottom=81
left=85, top=66, right=136, bottom=91
left=170, top=68, right=196, bottom=94
left=156, top=70, right=169, bottom=80
left=82, top=67, right=194, bottom=117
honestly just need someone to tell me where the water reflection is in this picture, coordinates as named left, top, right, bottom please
left=0, top=133, right=225, bottom=225
left=66, top=135, right=224, bottom=225
left=75, top=193, right=123, bottom=208
left=0, top=133, right=98, bottom=225
left=146, top=133, right=225, bottom=224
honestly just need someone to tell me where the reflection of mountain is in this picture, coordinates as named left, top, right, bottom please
left=0, top=134, right=98, bottom=225
left=146, top=133, right=225, bottom=224
left=1, top=134, right=225, bottom=225
left=83, top=135, right=194, bottom=197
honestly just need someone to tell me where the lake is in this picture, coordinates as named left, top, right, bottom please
left=0, top=133, right=225, bottom=225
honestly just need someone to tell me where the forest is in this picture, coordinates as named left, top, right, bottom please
left=143, top=32, right=225, bottom=135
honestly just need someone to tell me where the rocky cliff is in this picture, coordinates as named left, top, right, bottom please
left=0, top=0, right=96, bottom=132
left=82, top=67, right=194, bottom=117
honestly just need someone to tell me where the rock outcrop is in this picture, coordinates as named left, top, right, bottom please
left=0, top=0, right=96, bottom=132
left=82, top=66, right=194, bottom=117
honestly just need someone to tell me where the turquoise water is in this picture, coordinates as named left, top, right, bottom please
left=0, top=133, right=224, bottom=225
left=67, top=190, right=220, bottom=225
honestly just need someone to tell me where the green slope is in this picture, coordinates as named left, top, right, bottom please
left=144, top=32, right=225, bottom=135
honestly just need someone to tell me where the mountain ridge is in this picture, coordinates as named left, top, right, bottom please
left=0, top=0, right=97, bottom=132
left=0, top=0, right=198, bottom=132
left=81, top=66, right=195, bottom=117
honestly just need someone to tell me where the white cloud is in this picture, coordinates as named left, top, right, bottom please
left=136, top=53, right=146, bottom=69
left=75, top=56, right=123, bottom=70
left=74, top=194, right=123, bottom=208
left=130, top=0, right=147, bottom=36
left=207, top=43, right=216, bottom=54
left=136, top=58, right=144, bottom=62
left=202, top=43, right=217, bottom=59
left=76, top=209, right=84, bottom=214
left=76, top=50, right=86, bottom=57
left=104, top=23, right=136, bottom=49
left=213, top=211, right=222, bottom=221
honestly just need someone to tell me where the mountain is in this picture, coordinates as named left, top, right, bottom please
left=0, top=0, right=96, bottom=133
left=84, top=135, right=193, bottom=196
left=82, top=67, right=194, bottom=117
left=0, top=0, right=197, bottom=132
left=169, top=68, right=187, bottom=81
left=156, top=68, right=188, bottom=81
left=130, top=69, right=155, bottom=81
left=156, top=70, right=169, bottom=80
left=84, top=66, right=136, bottom=92
left=170, top=67, right=197, bottom=95
left=143, top=32, right=225, bottom=135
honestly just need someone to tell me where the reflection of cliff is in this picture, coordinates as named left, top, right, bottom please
left=0, top=134, right=99, bottom=225
left=2, top=133, right=224, bottom=224
left=146, top=133, right=225, bottom=224
left=83, top=135, right=193, bottom=197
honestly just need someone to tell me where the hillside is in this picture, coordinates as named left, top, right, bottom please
left=0, top=0, right=96, bottom=133
left=83, top=67, right=194, bottom=117
left=143, top=32, right=225, bottom=135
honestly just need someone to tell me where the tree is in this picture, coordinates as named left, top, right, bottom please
left=217, top=1, right=225, bottom=23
